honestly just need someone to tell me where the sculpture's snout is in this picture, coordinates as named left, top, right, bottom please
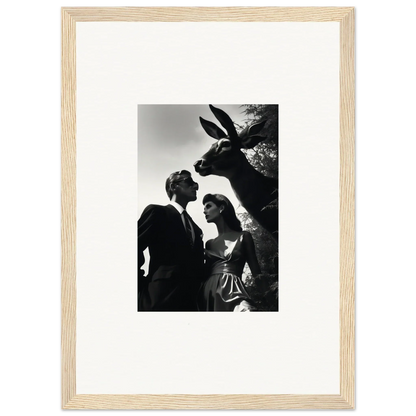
left=193, top=159, right=211, bottom=176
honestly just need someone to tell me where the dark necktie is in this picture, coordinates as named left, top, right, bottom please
left=182, top=211, right=194, bottom=246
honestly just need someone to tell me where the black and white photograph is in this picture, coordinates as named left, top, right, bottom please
left=138, top=104, right=278, bottom=311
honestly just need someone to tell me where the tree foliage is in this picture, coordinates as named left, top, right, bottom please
left=238, top=104, right=278, bottom=179
left=237, top=105, right=279, bottom=311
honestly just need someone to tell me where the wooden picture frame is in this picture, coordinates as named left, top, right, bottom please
left=62, top=7, right=354, bottom=409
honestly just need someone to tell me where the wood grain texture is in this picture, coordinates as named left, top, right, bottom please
left=62, top=6, right=354, bottom=22
left=339, top=7, right=355, bottom=408
left=61, top=6, right=355, bottom=410
left=61, top=8, right=76, bottom=409
left=63, top=394, right=351, bottom=410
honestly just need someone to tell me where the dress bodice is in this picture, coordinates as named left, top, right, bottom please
left=205, top=232, right=246, bottom=277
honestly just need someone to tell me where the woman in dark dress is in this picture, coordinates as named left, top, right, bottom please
left=199, top=193, right=261, bottom=312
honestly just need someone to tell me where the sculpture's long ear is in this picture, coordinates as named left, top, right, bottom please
left=241, top=135, right=267, bottom=149
left=199, top=117, right=227, bottom=140
left=209, top=104, right=238, bottom=139
left=239, top=119, right=268, bottom=148
left=248, top=120, right=267, bottom=136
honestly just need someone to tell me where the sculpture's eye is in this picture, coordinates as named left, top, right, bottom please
left=217, top=139, right=232, bottom=153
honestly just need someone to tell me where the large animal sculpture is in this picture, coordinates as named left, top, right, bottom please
left=194, top=105, right=277, bottom=242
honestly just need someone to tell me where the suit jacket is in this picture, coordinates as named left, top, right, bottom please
left=138, top=204, right=204, bottom=311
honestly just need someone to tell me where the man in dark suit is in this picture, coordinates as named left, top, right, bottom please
left=138, top=170, right=204, bottom=311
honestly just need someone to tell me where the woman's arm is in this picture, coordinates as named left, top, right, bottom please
left=202, top=239, right=214, bottom=281
left=243, top=232, right=261, bottom=277
left=205, top=239, right=213, bottom=250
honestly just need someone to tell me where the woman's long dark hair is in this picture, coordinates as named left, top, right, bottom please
left=203, top=193, right=242, bottom=232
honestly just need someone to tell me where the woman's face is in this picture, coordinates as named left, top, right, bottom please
left=203, top=201, right=222, bottom=223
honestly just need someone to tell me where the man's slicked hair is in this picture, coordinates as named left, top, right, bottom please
left=165, top=170, right=191, bottom=199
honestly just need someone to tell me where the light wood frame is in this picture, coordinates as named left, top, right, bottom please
left=62, top=7, right=355, bottom=410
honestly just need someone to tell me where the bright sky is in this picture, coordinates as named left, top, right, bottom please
left=138, top=104, right=251, bottom=244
